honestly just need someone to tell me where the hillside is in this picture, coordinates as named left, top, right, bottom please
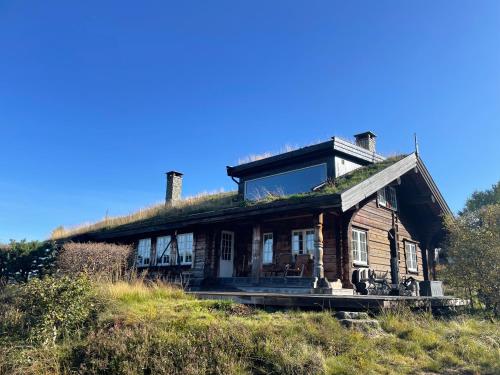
left=1, top=278, right=498, bottom=375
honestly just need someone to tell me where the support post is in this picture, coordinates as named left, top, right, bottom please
left=251, top=224, right=262, bottom=283
left=312, top=212, right=332, bottom=293
left=313, top=212, right=325, bottom=279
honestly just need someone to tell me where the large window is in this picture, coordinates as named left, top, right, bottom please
left=177, top=233, right=194, bottom=265
left=351, top=229, right=368, bottom=265
left=156, top=236, right=171, bottom=265
left=137, top=238, right=151, bottom=267
left=378, top=186, right=398, bottom=210
left=262, top=233, right=274, bottom=264
left=292, top=229, right=315, bottom=256
left=244, top=164, right=327, bottom=200
left=405, top=241, right=418, bottom=273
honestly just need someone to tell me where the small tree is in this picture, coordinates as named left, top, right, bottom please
left=443, top=204, right=500, bottom=315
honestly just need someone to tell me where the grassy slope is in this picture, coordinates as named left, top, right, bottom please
left=3, top=282, right=496, bottom=375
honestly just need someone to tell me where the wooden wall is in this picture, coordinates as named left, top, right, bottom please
left=350, top=197, right=424, bottom=281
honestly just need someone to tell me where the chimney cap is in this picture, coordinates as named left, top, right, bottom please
left=354, top=131, right=377, bottom=138
left=166, top=170, right=183, bottom=177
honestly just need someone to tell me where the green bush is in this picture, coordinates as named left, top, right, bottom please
left=0, top=240, right=57, bottom=284
left=0, top=275, right=101, bottom=346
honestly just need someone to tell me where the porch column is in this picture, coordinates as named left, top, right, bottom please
left=313, top=212, right=325, bottom=279
left=251, top=224, right=262, bottom=283
left=312, top=212, right=332, bottom=293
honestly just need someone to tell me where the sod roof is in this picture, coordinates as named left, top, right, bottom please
left=52, top=155, right=406, bottom=240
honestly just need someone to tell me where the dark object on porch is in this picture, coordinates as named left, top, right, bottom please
left=419, top=281, right=444, bottom=297
left=352, top=268, right=391, bottom=295
left=285, top=254, right=313, bottom=278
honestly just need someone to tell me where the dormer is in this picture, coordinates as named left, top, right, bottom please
left=227, top=132, right=385, bottom=201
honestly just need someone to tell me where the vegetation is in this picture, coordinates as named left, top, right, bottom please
left=0, top=278, right=498, bottom=375
left=58, top=242, right=134, bottom=282
left=443, top=180, right=500, bottom=316
left=51, top=155, right=406, bottom=241
left=0, top=240, right=56, bottom=284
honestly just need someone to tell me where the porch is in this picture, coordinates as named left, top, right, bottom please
left=190, top=289, right=467, bottom=312
left=205, top=211, right=345, bottom=295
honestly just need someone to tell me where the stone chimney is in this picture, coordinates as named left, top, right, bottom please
left=354, top=131, right=377, bottom=153
left=165, top=171, right=183, bottom=204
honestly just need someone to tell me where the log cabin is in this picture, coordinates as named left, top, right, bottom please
left=61, top=132, right=451, bottom=296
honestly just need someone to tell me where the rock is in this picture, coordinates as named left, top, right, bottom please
left=335, top=311, right=353, bottom=319
left=339, top=319, right=380, bottom=330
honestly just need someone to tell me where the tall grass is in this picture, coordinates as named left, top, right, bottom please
left=1, top=279, right=499, bottom=375
left=51, top=191, right=239, bottom=240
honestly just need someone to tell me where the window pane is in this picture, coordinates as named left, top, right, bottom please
left=292, top=232, right=303, bottom=254
left=263, top=233, right=273, bottom=264
left=245, top=164, right=327, bottom=200
left=305, top=230, right=315, bottom=253
left=157, top=236, right=171, bottom=265
left=352, top=230, right=367, bottom=264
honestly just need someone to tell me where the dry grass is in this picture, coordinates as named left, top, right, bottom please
left=1, top=280, right=499, bottom=375
left=51, top=191, right=239, bottom=240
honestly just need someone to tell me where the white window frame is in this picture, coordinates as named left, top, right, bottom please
left=156, top=236, right=171, bottom=266
left=291, top=228, right=315, bottom=256
left=405, top=241, right=418, bottom=273
left=177, top=233, right=194, bottom=266
left=351, top=228, right=368, bottom=266
left=262, top=232, right=274, bottom=264
left=378, top=186, right=398, bottom=210
left=137, top=238, right=151, bottom=267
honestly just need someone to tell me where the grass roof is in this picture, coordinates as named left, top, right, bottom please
left=52, top=155, right=406, bottom=240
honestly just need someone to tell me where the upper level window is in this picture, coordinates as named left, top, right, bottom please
left=156, top=236, right=171, bottom=265
left=405, top=242, right=418, bottom=273
left=137, top=238, right=151, bottom=267
left=177, top=233, right=193, bottom=265
left=351, top=229, right=368, bottom=265
left=262, top=233, right=274, bottom=264
left=244, top=164, right=327, bottom=200
left=378, top=186, right=398, bottom=210
left=292, top=229, right=314, bottom=256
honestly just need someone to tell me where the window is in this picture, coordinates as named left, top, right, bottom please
left=220, top=231, right=234, bottom=261
left=405, top=242, right=418, bottom=272
left=244, top=164, right=327, bottom=200
left=137, top=238, right=151, bottom=266
left=156, top=236, right=171, bottom=265
left=291, top=229, right=315, bottom=255
left=177, top=233, right=194, bottom=265
left=262, top=233, right=274, bottom=264
left=378, top=186, right=398, bottom=210
left=351, top=229, right=368, bottom=265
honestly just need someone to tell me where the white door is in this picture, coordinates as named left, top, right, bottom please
left=219, top=231, right=235, bottom=277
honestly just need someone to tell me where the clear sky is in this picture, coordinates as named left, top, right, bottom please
left=1, top=1, right=499, bottom=242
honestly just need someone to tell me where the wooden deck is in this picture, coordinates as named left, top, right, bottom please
left=190, top=290, right=467, bottom=311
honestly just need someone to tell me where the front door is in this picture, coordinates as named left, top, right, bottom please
left=219, top=231, right=235, bottom=277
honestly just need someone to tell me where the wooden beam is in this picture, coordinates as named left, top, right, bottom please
left=251, top=224, right=262, bottom=283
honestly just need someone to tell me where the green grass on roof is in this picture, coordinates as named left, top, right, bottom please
left=52, top=155, right=407, bottom=240
left=319, top=154, right=407, bottom=195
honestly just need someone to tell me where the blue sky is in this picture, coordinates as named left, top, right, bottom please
left=1, top=1, right=499, bottom=242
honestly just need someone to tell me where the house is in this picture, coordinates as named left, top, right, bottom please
left=61, top=132, right=451, bottom=296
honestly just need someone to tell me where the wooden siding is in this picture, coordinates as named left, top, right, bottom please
left=350, top=197, right=424, bottom=281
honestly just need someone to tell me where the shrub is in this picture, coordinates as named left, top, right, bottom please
left=58, top=242, right=134, bottom=282
left=0, top=240, right=57, bottom=284
left=0, top=275, right=101, bottom=346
